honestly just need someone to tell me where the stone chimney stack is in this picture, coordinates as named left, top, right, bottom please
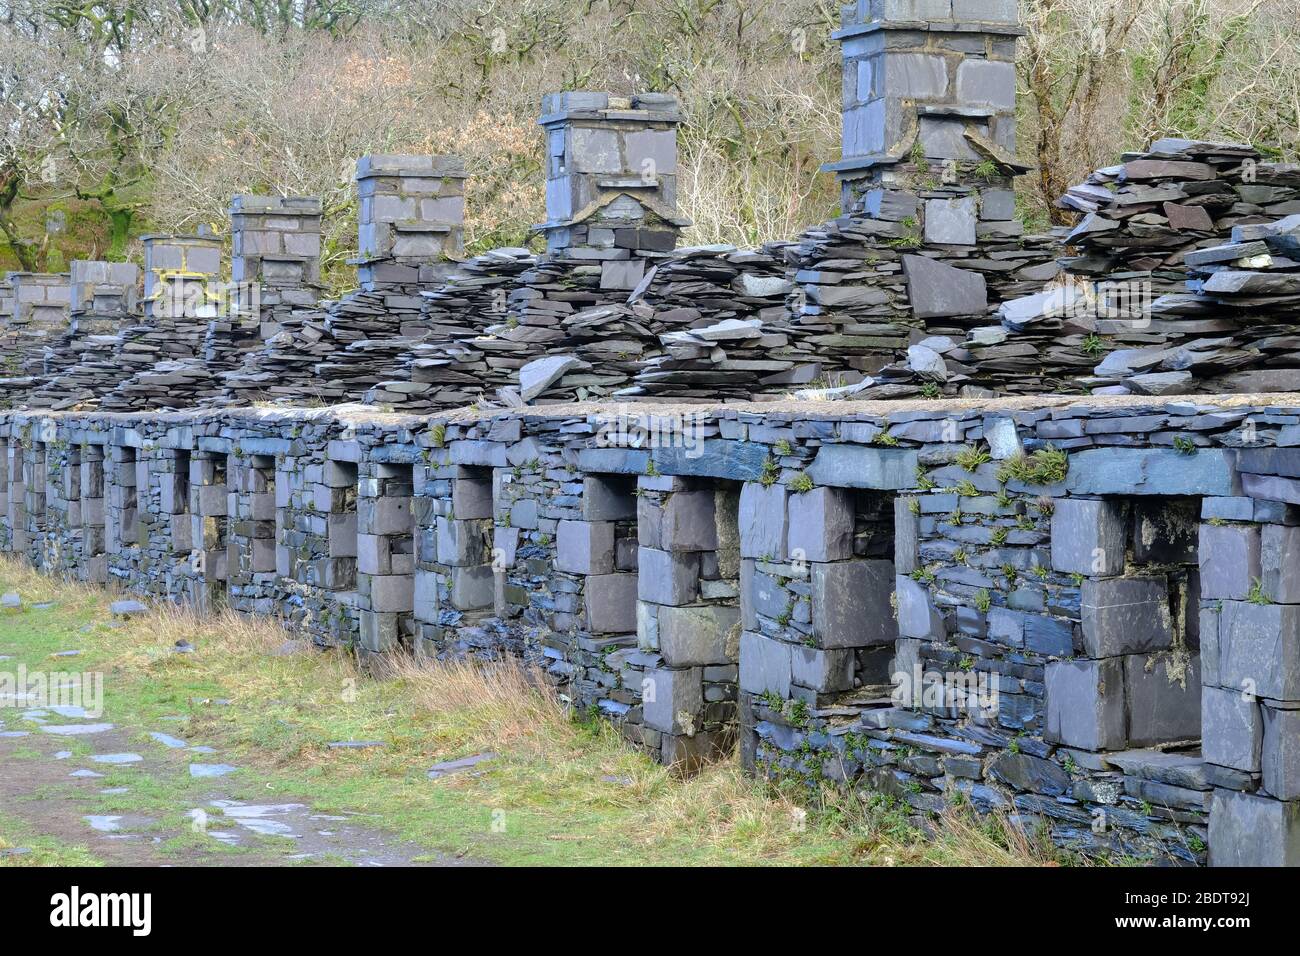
left=353, top=155, right=466, bottom=291
left=9, top=272, right=71, bottom=331
left=536, top=91, right=688, bottom=268
left=230, top=195, right=322, bottom=292
left=229, top=195, right=323, bottom=337
left=141, top=234, right=223, bottom=324
left=826, top=0, right=1024, bottom=219
left=0, top=274, right=15, bottom=328
left=69, top=260, right=139, bottom=335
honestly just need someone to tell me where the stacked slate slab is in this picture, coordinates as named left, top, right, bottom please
left=620, top=244, right=812, bottom=401
left=20, top=261, right=140, bottom=410
left=203, top=196, right=325, bottom=404
left=0, top=272, right=71, bottom=398
left=980, top=141, right=1300, bottom=396
left=1094, top=213, right=1300, bottom=395
left=94, top=235, right=226, bottom=411
left=222, top=157, right=466, bottom=406
left=766, top=0, right=1061, bottom=401
left=361, top=247, right=537, bottom=411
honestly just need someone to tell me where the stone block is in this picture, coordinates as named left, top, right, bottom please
left=636, top=600, right=659, bottom=651
left=740, top=559, right=757, bottom=630
left=896, top=574, right=945, bottom=640
left=1261, top=524, right=1300, bottom=604
left=196, top=484, right=226, bottom=516
left=1045, top=658, right=1127, bottom=751
left=924, top=196, right=977, bottom=246
left=413, top=569, right=439, bottom=622
left=556, top=519, right=615, bottom=575
left=894, top=495, right=919, bottom=575
left=1199, top=523, right=1261, bottom=601
left=739, top=483, right=787, bottom=561
left=1050, top=498, right=1126, bottom=575
left=584, top=573, right=638, bottom=633
left=1080, top=576, right=1173, bottom=657
left=356, top=534, right=389, bottom=575
left=369, top=574, right=413, bottom=614
left=659, top=490, right=717, bottom=552
left=452, top=477, right=493, bottom=520
left=1263, top=704, right=1300, bottom=801
left=435, top=517, right=487, bottom=568
left=322, top=508, right=356, bottom=558
left=750, top=568, right=792, bottom=622
left=366, top=496, right=413, bottom=536
left=636, top=547, right=700, bottom=606
left=807, top=444, right=918, bottom=491
left=1202, top=684, right=1262, bottom=773
left=882, top=52, right=949, bottom=99
left=1125, top=654, right=1200, bottom=747
left=739, top=631, right=792, bottom=697
left=792, top=646, right=855, bottom=693
left=786, top=487, right=854, bottom=562
left=979, top=189, right=1017, bottom=222
left=659, top=729, right=730, bottom=774
left=450, top=565, right=493, bottom=610
left=813, top=560, right=896, bottom=647
left=952, top=0, right=1017, bottom=21
left=955, top=59, right=1015, bottom=109
left=642, top=666, right=703, bottom=735
left=358, top=610, right=399, bottom=654
left=1065, top=448, right=1239, bottom=497
left=1220, top=601, right=1300, bottom=701
left=1209, top=790, right=1300, bottom=867
left=658, top=605, right=739, bottom=667
left=902, top=254, right=988, bottom=318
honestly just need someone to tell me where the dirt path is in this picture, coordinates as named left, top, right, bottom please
left=0, top=708, right=475, bottom=867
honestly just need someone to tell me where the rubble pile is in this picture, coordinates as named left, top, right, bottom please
left=20, top=261, right=140, bottom=410
left=980, top=140, right=1300, bottom=396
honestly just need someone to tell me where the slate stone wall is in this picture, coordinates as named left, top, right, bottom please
left=5, top=395, right=1300, bottom=865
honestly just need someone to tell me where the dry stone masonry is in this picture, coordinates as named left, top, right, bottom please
left=3, top=0, right=1300, bottom=868
left=4, top=395, right=1300, bottom=866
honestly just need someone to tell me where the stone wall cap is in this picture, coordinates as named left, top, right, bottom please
left=538, top=90, right=681, bottom=122
left=139, top=234, right=222, bottom=245
left=354, top=154, right=467, bottom=179
left=833, top=21, right=1025, bottom=40
left=230, top=195, right=323, bottom=215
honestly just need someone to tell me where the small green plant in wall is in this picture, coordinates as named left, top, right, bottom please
left=1081, top=334, right=1107, bottom=357
left=997, top=446, right=1068, bottom=486
left=1248, top=579, right=1272, bottom=605
left=787, top=472, right=815, bottom=494
left=955, top=445, right=991, bottom=472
